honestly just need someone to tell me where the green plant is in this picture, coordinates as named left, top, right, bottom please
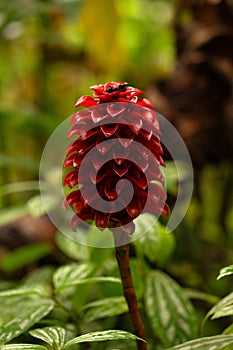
left=0, top=222, right=232, bottom=350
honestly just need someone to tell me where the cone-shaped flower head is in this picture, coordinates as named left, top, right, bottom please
left=63, top=82, right=169, bottom=234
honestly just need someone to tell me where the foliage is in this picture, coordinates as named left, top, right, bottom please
left=0, top=0, right=232, bottom=349
left=0, top=226, right=232, bottom=349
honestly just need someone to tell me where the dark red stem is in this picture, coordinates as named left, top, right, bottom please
left=113, top=232, right=147, bottom=350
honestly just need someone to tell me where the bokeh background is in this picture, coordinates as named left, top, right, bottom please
left=0, top=0, right=233, bottom=339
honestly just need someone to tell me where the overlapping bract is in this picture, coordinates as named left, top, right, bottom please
left=63, top=82, right=169, bottom=233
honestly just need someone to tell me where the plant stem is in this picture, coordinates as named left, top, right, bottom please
left=113, top=230, right=147, bottom=350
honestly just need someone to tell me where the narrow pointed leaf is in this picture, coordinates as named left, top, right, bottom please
left=217, top=265, right=233, bottom=280
left=184, top=288, right=219, bottom=305
left=53, top=263, right=94, bottom=291
left=0, top=297, right=55, bottom=345
left=30, top=327, right=66, bottom=350
left=64, top=330, right=144, bottom=348
left=82, top=297, right=128, bottom=322
left=0, top=345, right=47, bottom=350
left=0, top=286, right=48, bottom=298
left=166, top=335, right=233, bottom=349
left=55, top=277, right=121, bottom=292
left=145, top=271, right=197, bottom=347
left=206, top=292, right=233, bottom=320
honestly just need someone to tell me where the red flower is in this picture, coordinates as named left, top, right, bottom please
left=63, top=82, right=169, bottom=234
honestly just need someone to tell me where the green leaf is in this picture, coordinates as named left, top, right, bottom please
left=0, top=345, right=47, bottom=350
left=23, top=266, right=54, bottom=287
left=206, top=292, right=233, bottom=320
left=162, top=161, right=179, bottom=195
left=0, top=243, right=51, bottom=274
left=185, top=288, right=220, bottom=305
left=132, top=213, right=158, bottom=240
left=55, top=276, right=121, bottom=293
left=217, top=265, right=233, bottom=280
left=64, top=330, right=144, bottom=348
left=145, top=271, right=197, bottom=347
left=166, top=335, right=233, bottom=349
left=27, top=194, right=58, bottom=217
left=135, top=220, right=160, bottom=262
left=223, top=323, right=233, bottom=335
left=53, top=263, right=94, bottom=291
left=2, top=181, right=40, bottom=195
left=82, top=297, right=128, bottom=322
left=30, top=327, right=66, bottom=350
left=0, top=206, right=28, bottom=226
left=134, top=221, right=175, bottom=267
left=0, top=296, right=55, bottom=344
left=0, top=153, right=39, bottom=171
left=0, top=286, right=47, bottom=298
left=53, top=263, right=121, bottom=292
left=55, top=231, right=89, bottom=261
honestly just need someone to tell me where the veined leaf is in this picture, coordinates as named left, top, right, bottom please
left=166, top=334, right=233, bottom=349
left=64, top=330, right=145, bottom=348
left=206, top=292, right=233, bottom=320
left=23, top=266, right=54, bottom=287
left=0, top=285, right=48, bottom=298
left=0, top=345, right=47, bottom=350
left=54, top=276, right=121, bottom=293
left=30, top=327, right=66, bottom=350
left=82, top=297, right=128, bottom=322
left=0, top=296, right=55, bottom=345
left=53, top=263, right=94, bottom=291
left=53, top=263, right=121, bottom=292
left=145, top=271, right=197, bottom=347
left=217, top=265, right=233, bottom=280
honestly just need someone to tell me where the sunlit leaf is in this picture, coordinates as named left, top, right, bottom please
left=0, top=286, right=47, bottom=298
left=206, top=292, right=233, bottom=320
left=217, top=265, right=233, bottom=280
left=53, top=263, right=94, bottom=291
left=53, top=263, right=121, bottom=292
left=145, top=270, right=197, bottom=347
left=166, top=335, right=233, bottom=349
left=0, top=296, right=55, bottom=344
left=64, top=330, right=145, bottom=348
left=0, top=345, right=47, bottom=350
left=55, top=276, right=121, bottom=293
left=82, top=297, right=128, bottom=322
left=30, top=327, right=66, bottom=350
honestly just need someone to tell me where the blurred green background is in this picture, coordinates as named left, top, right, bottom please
left=0, top=0, right=232, bottom=340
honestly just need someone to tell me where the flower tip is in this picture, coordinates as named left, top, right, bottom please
left=90, top=84, right=104, bottom=91
left=137, top=98, right=155, bottom=110
left=75, top=95, right=97, bottom=108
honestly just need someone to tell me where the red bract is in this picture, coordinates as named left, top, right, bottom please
left=63, top=82, right=169, bottom=234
